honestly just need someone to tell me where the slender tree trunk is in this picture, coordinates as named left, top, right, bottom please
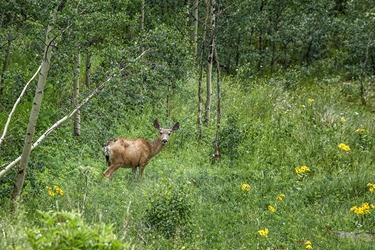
left=197, top=1, right=210, bottom=129
left=73, top=52, right=81, bottom=136
left=10, top=21, right=55, bottom=206
left=204, top=0, right=215, bottom=126
left=214, top=44, right=221, bottom=160
left=141, top=0, right=145, bottom=32
left=191, top=0, right=199, bottom=56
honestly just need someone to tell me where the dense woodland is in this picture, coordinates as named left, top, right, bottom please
left=1, top=0, right=375, bottom=249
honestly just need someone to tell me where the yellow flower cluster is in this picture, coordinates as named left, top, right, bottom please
left=258, top=228, right=269, bottom=237
left=308, top=98, right=314, bottom=103
left=355, top=128, right=366, bottom=133
left=367, top=183, right=375, bottom=192
left=46, top=185, right=64, bottom=197
left=341, top=117, right=346, bottom=123
left=338, top=143, right=350, bottom=151
left=276, top=193, right=285, bottom=201
left=295, top=166, right=310, bottom=174
left=268, top=205, right=275, bottom=213
left=305, top=240, right=312, bottom=249
left=350, top=202, right=375, bottom=215
left=241, top=184, right=251, bottom=191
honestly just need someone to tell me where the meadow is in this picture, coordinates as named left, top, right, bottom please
left=1, top=72, right=375, bottom=249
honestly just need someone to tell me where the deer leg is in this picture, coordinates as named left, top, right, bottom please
left=139, top=166, right=146, bottom=179
left=103, top=164, right=122, bottom=178
left=132, top=167, right=137, bottom=181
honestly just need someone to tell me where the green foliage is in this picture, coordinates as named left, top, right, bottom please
left=219, top=109, right=244, bottom=159
left=25, top=210, right=128, bottom=250
left=144, top=179, right=193, bottom=239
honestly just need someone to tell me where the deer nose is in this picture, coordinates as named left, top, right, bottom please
left=162, top=139, right=168, bottom=144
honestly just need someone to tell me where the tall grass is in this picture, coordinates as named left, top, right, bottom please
left=1, top=74, right=375, bottom=249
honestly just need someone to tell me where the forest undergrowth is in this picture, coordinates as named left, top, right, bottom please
left=1, top=73, right=375, bottom=249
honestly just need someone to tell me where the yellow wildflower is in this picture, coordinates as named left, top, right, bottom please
left=46, top=185, right=64, bottom=197
left=305, top=240, right=313, bottom=249
left=308, top=98, right=314, bottom=103
left=355, top=128, right=366, bottom=133
left=276, top=193, right=285, bottom=201
left=341, top=117, right=346, bottom=123
left=258, top=228, right=269, bottom=237
left=46, top=186, right=55, bottom=197
left=241, top=184, right=251, bottom=191
left=268, top=205, right=275, bottom=213
left=295, top=166, right=310, bottom=174
left=338, top=143, right=350, bottom=151
left=350, top=202, right=374, bottom=215
left=367, top=183, right=375, bottom=192
left=300, top=104, right=306, bottom=108
left=54, top=185, right=64, bottom=196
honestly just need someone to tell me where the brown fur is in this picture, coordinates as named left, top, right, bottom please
left=102, top=119, right=179, bottom=179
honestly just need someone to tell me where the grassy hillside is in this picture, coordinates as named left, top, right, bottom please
left=1, top=73, right=375, bottom=249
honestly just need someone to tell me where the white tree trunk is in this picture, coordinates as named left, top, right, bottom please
left=204, top=0, right=215, bottom=126
left=192, top=0, right=199, bottom=56
left=10, top=22, right=54, bottom=203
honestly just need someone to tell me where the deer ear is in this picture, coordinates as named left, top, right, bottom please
left=154, top=119, right=161, bottom=130
left=171, top=122, right=180, bottom=132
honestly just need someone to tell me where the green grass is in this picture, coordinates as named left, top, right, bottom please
left=1, top=73, right=375, bottom=249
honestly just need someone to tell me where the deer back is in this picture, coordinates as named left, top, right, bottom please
left=107, top=138, right=153, bottom=168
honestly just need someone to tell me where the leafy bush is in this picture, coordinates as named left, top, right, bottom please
left=25, top=210, right=128, bottom=250
left=144, top=179, right=193, bottom=239
left=219, top=109, right=244, bottom=160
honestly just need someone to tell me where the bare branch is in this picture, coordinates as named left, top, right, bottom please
left=0, top=80, right=106, bottom=178
left=0, top=64, right=42, bottom=146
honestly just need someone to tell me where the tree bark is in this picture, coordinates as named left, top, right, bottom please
left=191, top=0, right=199, bottom=56
left=214, top=44, right=221, bottom=160
left=73, top=52, right=81, bottom=136
left=204, top=0, right=215, bottom=126
left=197, top=1, right=210, bottom=129
left=10, top=22, right=54, bottom=205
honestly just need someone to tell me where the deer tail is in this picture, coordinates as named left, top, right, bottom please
left=102, top=144, right=112, bottom=164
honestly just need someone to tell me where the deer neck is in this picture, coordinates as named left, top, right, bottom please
left=150, top=137, right=165, bottom=157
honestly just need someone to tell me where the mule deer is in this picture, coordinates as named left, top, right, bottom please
left=102, top=119, right=179, bottom=179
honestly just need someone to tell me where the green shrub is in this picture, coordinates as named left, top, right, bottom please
left=25, top=210, right=128, bottom=250
left=144, top=179, right=193, bottom=239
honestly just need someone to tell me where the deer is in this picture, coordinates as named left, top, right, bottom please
left=102, top=118, right=180, bottom=179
